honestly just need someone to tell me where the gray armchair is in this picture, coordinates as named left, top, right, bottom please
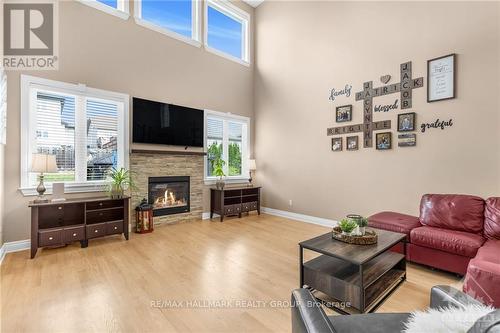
left=291, top=286, right=500, bottom=333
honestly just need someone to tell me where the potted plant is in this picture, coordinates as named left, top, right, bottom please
left=338, top=218, right=358, bottom=235
left=212, top=158, right=226, bottom=190
left=356, top=217, right=369, bottom=235
left=108, top=167, right=135, bottom=198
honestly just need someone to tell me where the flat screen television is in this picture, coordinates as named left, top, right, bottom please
left=132, top=97, right=204, bottom=147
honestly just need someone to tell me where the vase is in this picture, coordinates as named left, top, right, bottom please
left=359, top=227, right=366, bottom=236
left=216, top=179, right=225, bottom=190
left=110, top=184, right=124, bottom=198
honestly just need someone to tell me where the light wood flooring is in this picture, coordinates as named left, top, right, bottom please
left=1, top=213, right=461, bottom=332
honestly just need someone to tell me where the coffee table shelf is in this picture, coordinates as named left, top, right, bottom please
left=299, top=228, right=406, bottom=314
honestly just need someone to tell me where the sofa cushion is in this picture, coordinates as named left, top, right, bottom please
left=369, top=211, right=421, bottom=239
left=329, top=313, right=410, bottom=333
left=410, top=226, right=485, bottom=258
left=474, top=239, right=500, bottom=264
left=484, top=197, right=500, bottom=240
left=419, top=194, right=485, bottom=234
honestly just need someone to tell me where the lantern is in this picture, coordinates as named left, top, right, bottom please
left=135, top=198, right=154, bottom=233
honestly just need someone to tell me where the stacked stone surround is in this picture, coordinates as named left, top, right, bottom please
left=130, top=152, right=204, bottom=227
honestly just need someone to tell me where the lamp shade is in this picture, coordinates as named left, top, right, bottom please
left=31, top=153, right=58, bottom=173
left=248, top=159, right=257, bottom=171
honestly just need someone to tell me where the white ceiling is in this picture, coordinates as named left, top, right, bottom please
left=242, top=0, right=264, bottom=8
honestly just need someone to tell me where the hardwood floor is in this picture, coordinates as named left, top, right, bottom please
left=1, top=214, right=461, bottom=332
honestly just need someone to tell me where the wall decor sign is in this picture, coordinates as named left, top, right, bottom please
left=331, top=137, right=343, bottom=151
left=374, top=100, right=399, bottom=113
left=347, top=136, right=358, bottom=151
left=327, top=61, right=423, bottom=148
left=398, top=134, right=416, bottom=147
left=427, top=54, right=456, bottom=102
left=329, top=84, right=352, bottom=102
left=336, top=105, right=352, bottom=122
left=421, top=119, right=453, bottom=133
left=380, top=75, right=391, bottom=84
left=398, top=112, right=416, bottom=132
left=376, top=132, right=392, bottom=150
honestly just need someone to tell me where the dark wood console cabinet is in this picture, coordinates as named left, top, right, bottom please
left=29, top=196, right=130, bottom=258
left=210, top=186, right=261, bottom=222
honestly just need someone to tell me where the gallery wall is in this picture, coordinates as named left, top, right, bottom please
left=254, top=1, right=500, bottom=219
left=3, top=0, right=254, bottom=242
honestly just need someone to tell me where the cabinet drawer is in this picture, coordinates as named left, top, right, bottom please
left=86, top=223, right=106, bottom=239
left=242, top=188, right=259, bottom=196
left=241, top=202, right=251, bottom=212
left=86, top=199, right=123, bottom=211
left=63, top=226, right=85, bottom=243
left=224, top=205, right=235, bottom=215
left=86, top=209, right=124, bottom=224
left=250, top=202, right=258, bottom=210
left=39, top=229, right=63, bottom=247
left=233, top=204, right=242, bottom=214
left=106, top=221, right=123, bottom=235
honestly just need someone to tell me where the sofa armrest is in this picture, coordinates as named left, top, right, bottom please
left=430, top=285, right=483, bottom=310
left=291, top=289, right=336, bottom=333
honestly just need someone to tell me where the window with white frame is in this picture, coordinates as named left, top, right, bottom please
left=78, top=0, right=130, bottom=19
left=205, top=0, right=250, bottom=64
left=205, top=111, right=249, bottom=180
left=134, top=0, right=200, bottom=44
left=20, top=76, right=129, bottom=194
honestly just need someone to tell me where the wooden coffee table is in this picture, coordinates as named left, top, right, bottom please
left=299, top=228, right=406, bottom=314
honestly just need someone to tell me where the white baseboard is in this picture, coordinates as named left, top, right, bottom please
left=261, top=207, right=337, bottom=228
left=0, top=239, right=31, bottom=264
left=202, top=212, right=220, bottom=220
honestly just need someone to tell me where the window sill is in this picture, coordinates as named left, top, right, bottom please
left=77, top=0, right=130, bottom=20
left=204, top=178, right=249, bottom=186
left=204, top=45, right=250, bottom=67
left=19, top=182, right=109, bottom=196
left=134, top=17, right=202, bottom=48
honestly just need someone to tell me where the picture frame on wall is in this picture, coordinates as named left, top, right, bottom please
left=427, top=53, right=456, bottom=102
left=331, top=137, right=342, bottom=151
left=398, top=134, right=416, bottom=147
left=376, top=132, right=392, bottom=150
left=336, top=105, right=352, bottom=123
left=398, top=112, right=416, bottom=132
left=346, top=136, right=358, bottom=151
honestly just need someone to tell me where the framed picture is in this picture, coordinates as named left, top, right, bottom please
left=376, top=132, right=392, bottom=150
left=336, top=105, right=352, bottom=123
left=398, top=134, right=416, bottom=147
left=346, top=136, right=358, bottom=151
left=427, top=53, right=456, bottom=102
left=398, top=112, right=416, bottom=132
left=331, top=137, right=342, bottom=151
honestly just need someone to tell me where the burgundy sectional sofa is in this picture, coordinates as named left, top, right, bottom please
left=368, top=194, right=500, bottom=307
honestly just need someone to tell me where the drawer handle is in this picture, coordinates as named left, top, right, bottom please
left=72, top=233, right=77, bottom=237
left=99, top=203, right=103, bottom=206
left=94, top=230, right=99, bottom=233
left=48, top=236, right=53, bottom=240
left=99, top=213, right=103, bottom=216
left=114, top=226, right=118, bottom=230
left=58, top=207, right=62, bottom=210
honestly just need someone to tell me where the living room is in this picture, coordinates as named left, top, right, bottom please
left=0, top=0, right=499, bottom=332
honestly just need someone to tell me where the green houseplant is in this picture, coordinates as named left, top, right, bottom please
left=108, top=167, right=135, bottom=198
left=356, top=217, right=369, bottom=235
left=212, top=158, right=226, bottom=190
left=338, top=218, right=358, bottom=235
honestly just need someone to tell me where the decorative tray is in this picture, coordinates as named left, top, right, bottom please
left=332, top=227, right=378, bottom=245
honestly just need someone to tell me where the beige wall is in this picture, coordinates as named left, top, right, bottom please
left=0, top=144, right=4, bottom=246
left=254, top=1, right=500, bottom=219
left=3, top=0, right=254, bottom=242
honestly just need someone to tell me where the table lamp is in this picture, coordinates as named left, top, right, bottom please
left=31, top=153, right=58, bottom=203
left=248, top=159, right=257, bottom=186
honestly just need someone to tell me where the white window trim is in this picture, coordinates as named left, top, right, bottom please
left=204, top=109, right=250, bottom=185
left=77, top=0, right=130, bottom=20
left=134, top=0, right=202, bottom=48
left=19, top=75, right=130, bottom=196
left=204, top=0, right=251, bottom=66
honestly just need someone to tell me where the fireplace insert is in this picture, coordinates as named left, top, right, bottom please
left=148, top=176, right=190, bottom=216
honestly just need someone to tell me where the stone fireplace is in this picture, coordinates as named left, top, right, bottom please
left=148, top=176, right=190, bottom=216
left=130, top=151, right=203, bottom=226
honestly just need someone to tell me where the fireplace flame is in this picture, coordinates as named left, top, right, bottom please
left=153, top=189, right=187, bottom=208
